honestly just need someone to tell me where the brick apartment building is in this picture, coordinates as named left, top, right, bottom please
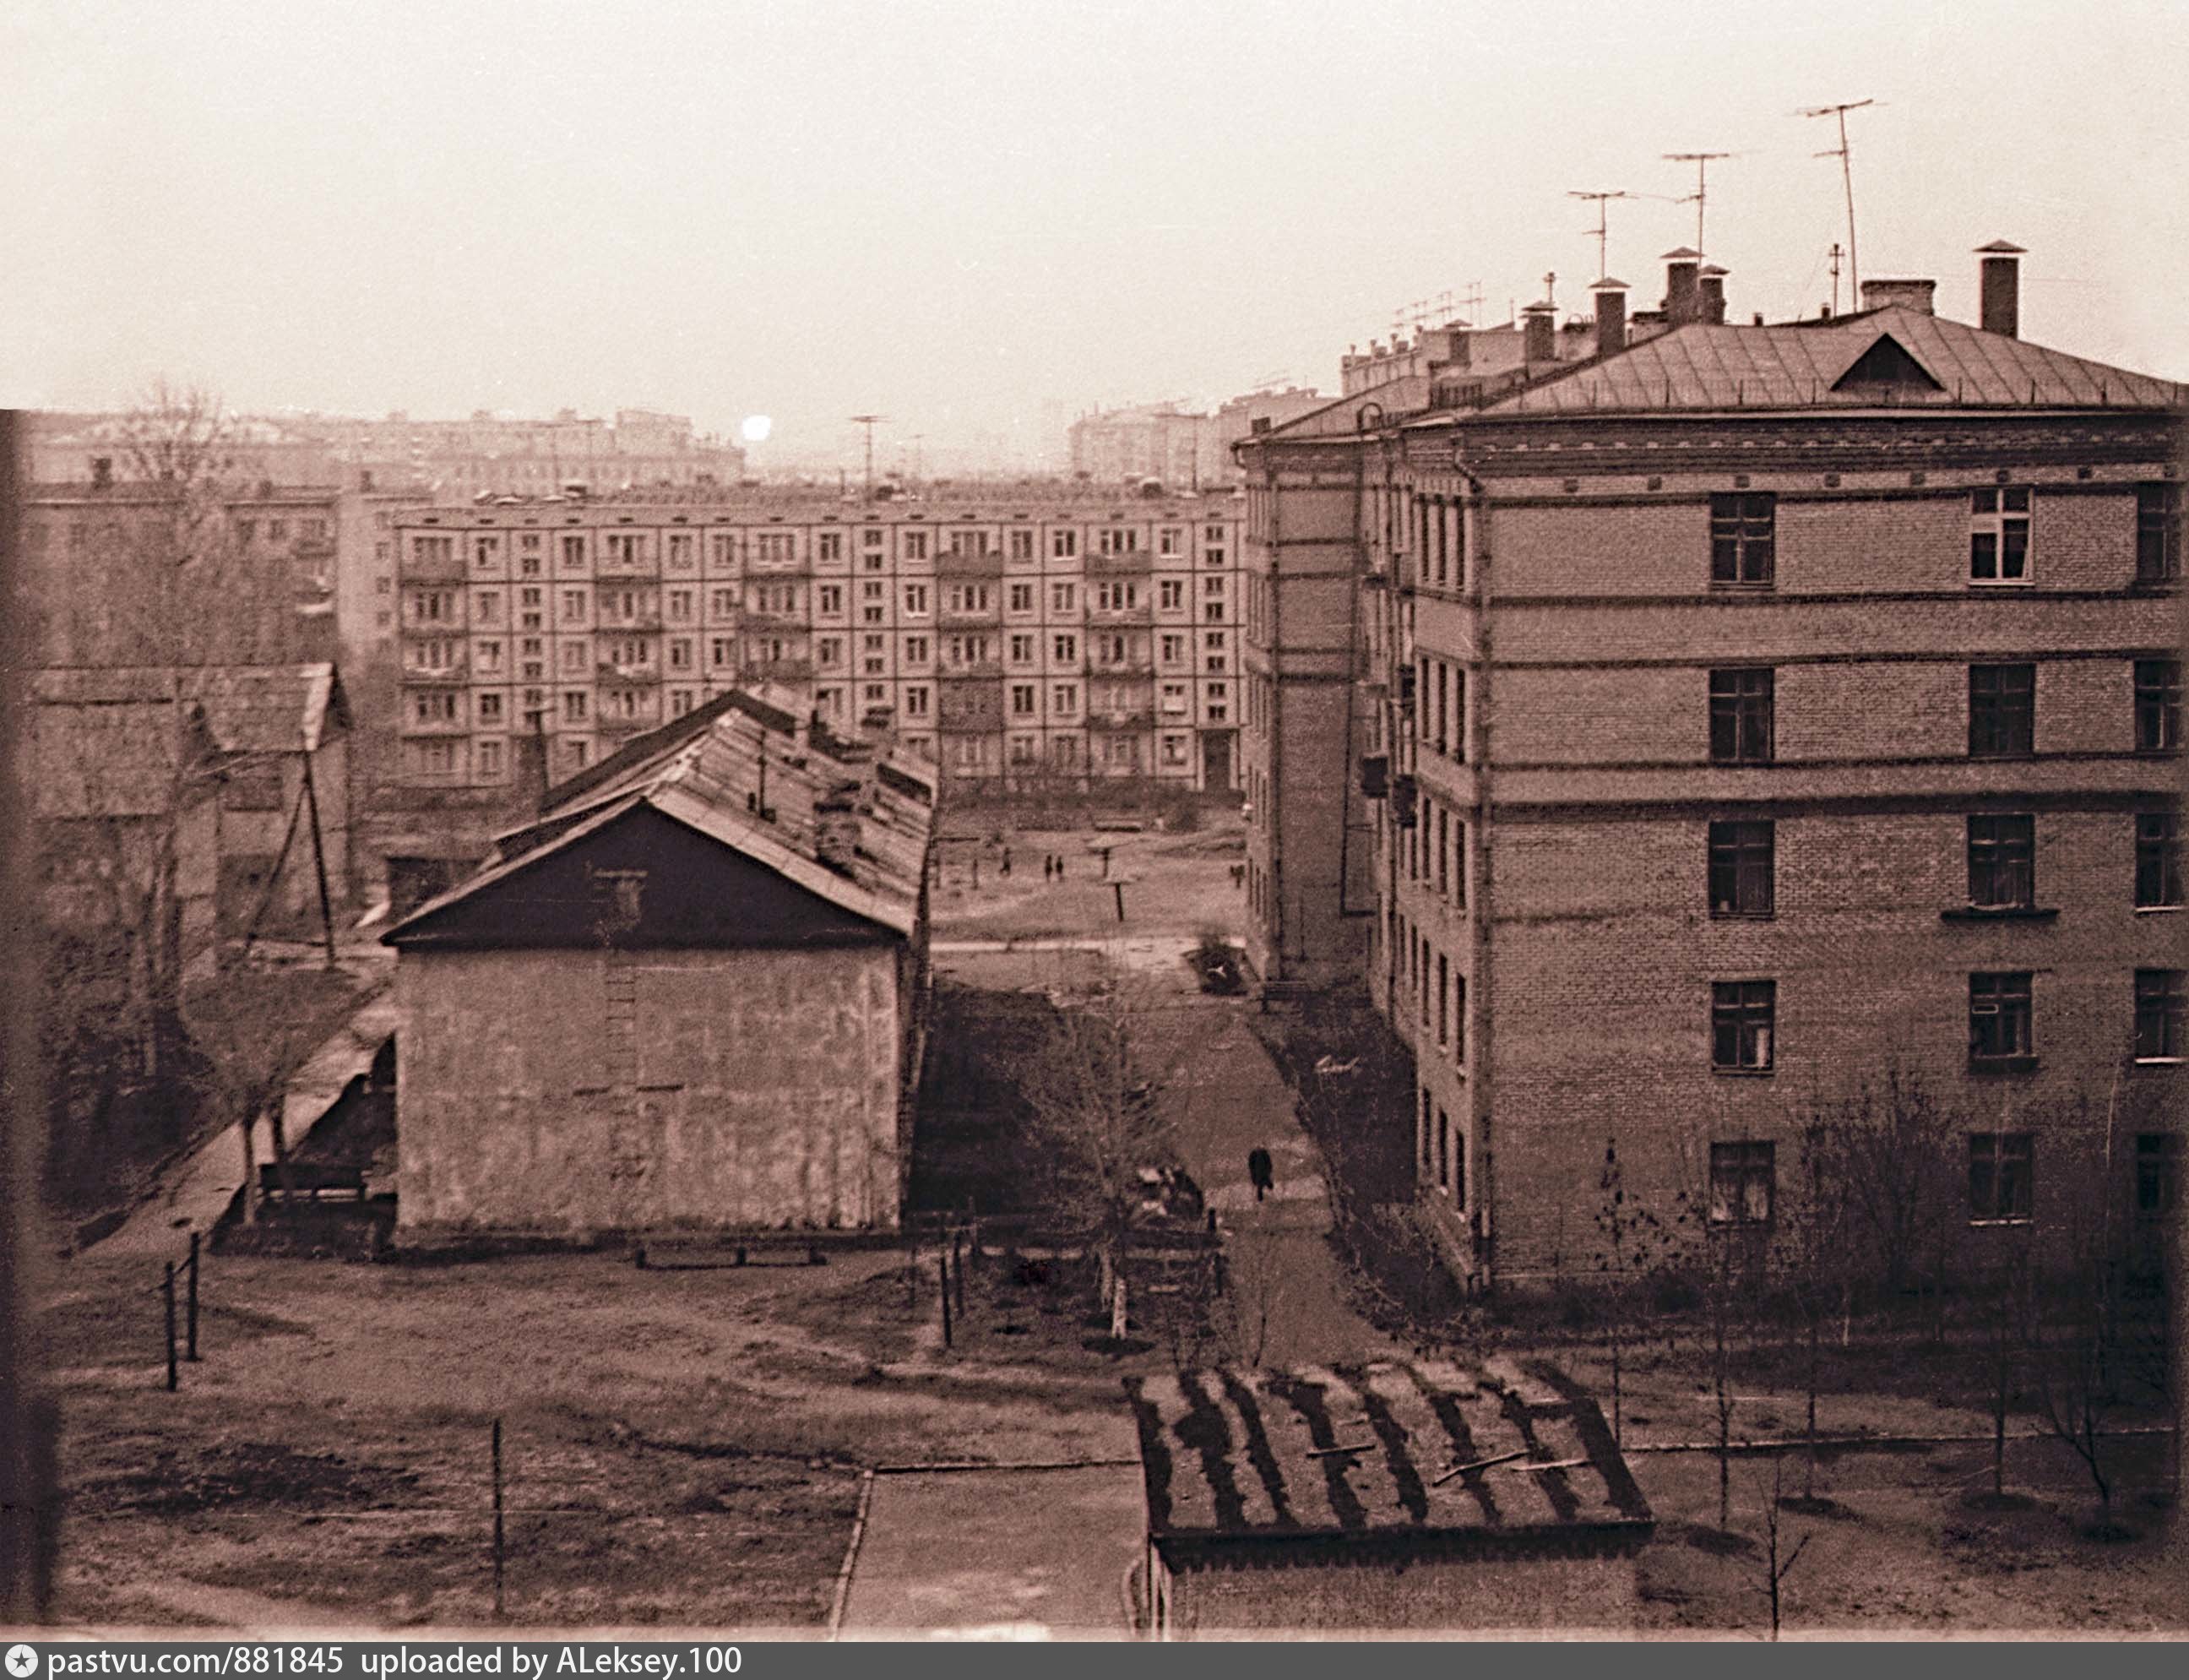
left=1239, top=244, right=2186, bottom=1292
left=387, top=492, right=1248, bottom=808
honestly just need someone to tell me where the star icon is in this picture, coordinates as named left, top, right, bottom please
left=7, top=1645, right=40, bottom=1677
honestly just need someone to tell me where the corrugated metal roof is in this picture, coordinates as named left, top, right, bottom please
left=1470, top=307, right=2186, bottom=415
left=388, top=693, right=935, bottom=943
left=1127, top=1357, right=1649, bottom=1547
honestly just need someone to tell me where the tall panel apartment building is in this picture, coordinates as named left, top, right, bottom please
left=391, top=495, right=1246, bottom=801
left=1239, top=246, right=2186, bottom=1292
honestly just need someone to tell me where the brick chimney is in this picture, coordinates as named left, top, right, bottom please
left=1662, top=247, right=1702, bottom=325
left=1860, top=278, right=1937, bottom=315
left=1590, top=279, right=1629, bottom=356
left=1976, top=240, right=2024, bottom=338
left=1697, top=264, right=1729, bottom=325
left=1521, top=302, right=1557, bottom=364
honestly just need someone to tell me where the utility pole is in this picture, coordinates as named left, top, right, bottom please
left=1801, top=100, right=1874, bottom=305
left=1567, top=192, right=1630, bottom=284
left=1663, top=151, right=1733, bottom=258
left=849, top=415, right=885, bottom=503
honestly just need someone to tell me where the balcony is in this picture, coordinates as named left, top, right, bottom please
left=938, top=603, right=1003, bottom=628
left=939, top=661, right=1004, bottom=681
left=1087, top=602, right=1154, bottom=627
left=936, top=547, right=1006, bottom=578
left=1087, top=708, right=1155, bottom=731
left=402, top=659, right=469, bottom=683
left=399, top=546, right=466, bottom=583
left=1089, top=657, right=1156, bottom=678
left=1087, top=549, right=1156, bottom=576
left=595, top=661, right=663, bottom=686
left=595, top=706, right=663, bottom=736
left=399, top=711, right=469, bottom=737
left=595, top=614, right=664, bottom=634
left=743, top=658, right=814, bottom=683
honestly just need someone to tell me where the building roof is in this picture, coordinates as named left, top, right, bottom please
left=29, top=662, right=342, bottom=818
left=1126, top=1357, right=1650, bottom=1557
left=1461, top=307, right=2186, bottom=416
left=187, top=662, right=347, bottom=754
left=385, top=689, right=936, bottom=946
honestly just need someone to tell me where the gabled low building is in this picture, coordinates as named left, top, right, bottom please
left=1125, top=1357, right=1652, bottom=1636
left=382, top=688, right=936, bottom=1242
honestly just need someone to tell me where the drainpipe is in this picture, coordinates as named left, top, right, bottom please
left=1263, top=457, right=1285, bottom=976
left=1454, top=446, right=1495, bottom=1293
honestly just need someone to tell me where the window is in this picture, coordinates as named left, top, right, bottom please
left=1969, top=971, right=2034, bottom=1067
left=1008, top=583, right=1034, bottom=613
left=475, top=590, right=501, bottom=623
left=904, top=685, right=930, bottom=718
left=1009, top=530, right=1035, bottom=560
left=2137, top=1134, right=2182, bottom=1221
left=1160, top=579, right=1184, bottom=610
left=2135, top=969, right=2185, bottom=1062
left=1708, top=1142, right=1776, bottom=1226
left=1051, top=582, right=1077, bottom=613
left=1053, top=633, right=1078, bottom=663
left=2135, top=483, right=2179, bottom=583
left=1710, top=492, right=1776, bottom=587
left=1966, top=814, right=2035, bottom=910
left=1052, top=682, right=1079, bottom=716
left=1970, top=487, right=2032, bottom=582
left=1051, top=530, right=1078, bottom=558
left=904, top=584, right=929, bottom=615
left=1160, top=633, right=1185, bottom=663
left=1708, top=819, right=1774, bottom=917
left=1010, top=683, right=1036, bottom=717
left=477, top=738, right=503, bottom=779
left=904, top=634, right=930, bottom=663
left=1969, top=1133, right=2034, bottom=1222
left=562, top=691, right=588, bottom=723
left=818, top=584, right=843, bottom=615
left=667, top=588, right=693, bottom=622
left=1711, top=980, right=1775, bottom=1071
left=817, top=532, right=843, bottom=562
left=2134, top=658, right=2180, bottom=753
left=2136, top=811, right=2182, bottom=908
left=1969, top=663, right=2035, bottom=758
left=1708, top=669, right=1774, bottom=764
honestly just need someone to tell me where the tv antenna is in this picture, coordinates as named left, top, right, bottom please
left=1801, top=100, right=1874, bottom=304
left=1567, top=191, right=1630, bottom=283
left=849, top=414, right=886, bottom=501
left=1828, top=242, right=1844, bottom=317
left=1663, top=151, right=1733, bottom=258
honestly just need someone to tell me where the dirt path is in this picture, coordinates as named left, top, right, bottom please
left=1138, top=997, right=1396, bottom=1368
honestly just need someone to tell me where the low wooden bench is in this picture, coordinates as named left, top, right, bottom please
left=258, top=1162, right=367, bottom=1203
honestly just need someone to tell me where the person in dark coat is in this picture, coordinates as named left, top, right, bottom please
left=1247, top=1147, right=1274, bottom=1203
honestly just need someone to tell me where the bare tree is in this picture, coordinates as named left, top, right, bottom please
left=1014, top=967, right=1175, bottom=1340
left=1806, top=1067, right=1964, bottom=1318
left=1782, top=1118, right=1856, bottom=1497
left=1754, top=1454, right=1813, bottom=1641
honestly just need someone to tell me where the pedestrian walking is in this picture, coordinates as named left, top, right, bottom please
left=1247, top=1147, right=1274, bottom=1204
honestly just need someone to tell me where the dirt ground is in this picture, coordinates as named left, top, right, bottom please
left=929, top=822, right=1244, bottom=943
left=41, top=1232, right=2185, bottom=1636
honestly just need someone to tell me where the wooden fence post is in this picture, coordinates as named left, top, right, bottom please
left=938, top=1254, right=953, bottom=1350
left=951, top=1231, right=965, bottom=1319
left=162, top=1264, right=177, bottom=1391
left=492, top=1418, right=506, bottom=1621
left=185, top=1231, right=201, bottom=1362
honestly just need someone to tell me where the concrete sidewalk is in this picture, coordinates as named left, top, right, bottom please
left=836, top=1464, right=1144, bottom=1639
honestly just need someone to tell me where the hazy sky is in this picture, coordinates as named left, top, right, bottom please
left=6, top=0, right=2184, bottom=470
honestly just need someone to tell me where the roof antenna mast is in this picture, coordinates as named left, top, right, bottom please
left=848, top=414, right=887, bottom=503
left=1801, top=100, right=1874, bottom=305
left=1663, top=151, right=1733, bottom=258
left=1567, top=191, right=1630, bottom=284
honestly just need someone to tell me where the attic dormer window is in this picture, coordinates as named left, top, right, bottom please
left=1832, top=333, right=1943, bottom=394
left=1971, top=487, right=2033, bottom=584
